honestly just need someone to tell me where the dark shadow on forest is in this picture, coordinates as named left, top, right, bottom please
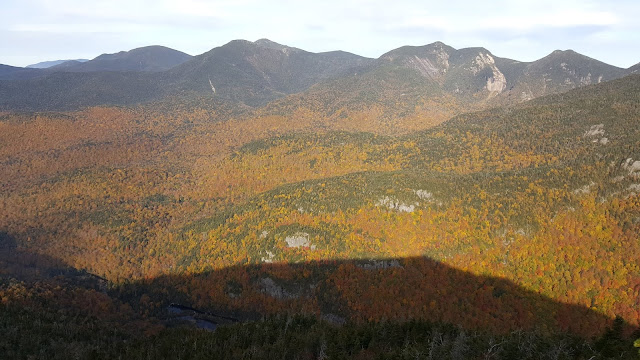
left=1, top=236, right=637, bottom=339
left=0, top=231, right=16, bottom=250
left=114, top=256, right=638, bottom=340
left=4, top=246, right=639, bottom=359
left=0, top=233, right=106, bottom=286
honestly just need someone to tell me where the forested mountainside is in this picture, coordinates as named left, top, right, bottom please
left=1, top=66, right=640, bottom=357
left=0, top=46, right=190, bottom=81
left=0, top=39, right=374, bottom=110
left=0, top=63, right=45, bottom=81
left=0, top=39, right=635, bottom=113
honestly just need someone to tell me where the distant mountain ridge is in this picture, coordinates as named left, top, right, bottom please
left=50, top=45, right=192, bottom=72
left=26, top=59, right=89, bottom=69
left=0, top=39, right=374, bottom=110
left=0, top=39, right=637, bottom=111
left=0, top=46, right=191, bottom=81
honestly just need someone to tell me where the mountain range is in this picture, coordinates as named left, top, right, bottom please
left=0, top=39, right=636, bottom=112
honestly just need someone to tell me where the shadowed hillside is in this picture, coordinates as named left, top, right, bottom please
left=0, top=242, right=634, bottom=359
left=1, top=242, right=638, bottom=359
left=119, top=256, right=638, bottom=339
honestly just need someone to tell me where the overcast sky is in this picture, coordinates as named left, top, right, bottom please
left=1, top=0, right=639, bottom=68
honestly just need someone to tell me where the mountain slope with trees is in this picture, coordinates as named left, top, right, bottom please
left=0, top=40, right=635, bottom=112
left=1, top=41, right=640, bottom=358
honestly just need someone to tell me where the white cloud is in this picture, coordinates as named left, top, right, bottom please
left=1, top=0, right=639, bottom=67
left=478, top=11, right=618, bottom=30
left=9, top=23, right=146, bottom=34
left=391, top=9, right=618, bottom=33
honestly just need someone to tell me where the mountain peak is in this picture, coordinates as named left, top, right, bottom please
left=425, top=41, right=453, bottom=49
left=227, top=39, right=254, bottom=46
left=537, top=49, right=624, bottom=70
left=254, top=38, right=282, bottom=47
left=380, top=42, right=450, bottom=61
left=254, top=38, right=302, bottom=53
left=549, top=49, right=579, bottom=56
left=1, top=39, right=635, bottom=111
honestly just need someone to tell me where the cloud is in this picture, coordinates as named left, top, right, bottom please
left=387, top=7, right=619, bottom=33
left=1, top=0, right=639, bottom=67
left=10, top=23, right=145, bottom=34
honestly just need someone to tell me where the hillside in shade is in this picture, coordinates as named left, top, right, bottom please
left=1, top=234, right=636, bottom=358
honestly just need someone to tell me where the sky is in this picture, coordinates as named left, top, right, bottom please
left=1, top=0, right=639, bottom=68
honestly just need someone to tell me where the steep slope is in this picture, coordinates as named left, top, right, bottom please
left=50, top=45, right=192, bottom=72
left=378, top=42, right=525, bottom=97
left=378, top=45, right=626, bottom=102
left=629, top=62, right=640, bottom=74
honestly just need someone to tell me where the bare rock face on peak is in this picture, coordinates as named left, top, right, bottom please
left=247, top=42, right=633, bottom=134
left=378, top=44, right=626, bottom=101
left=378, top=42, right=534, bottom=99
left=380, top=42, right=455, bottom=81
